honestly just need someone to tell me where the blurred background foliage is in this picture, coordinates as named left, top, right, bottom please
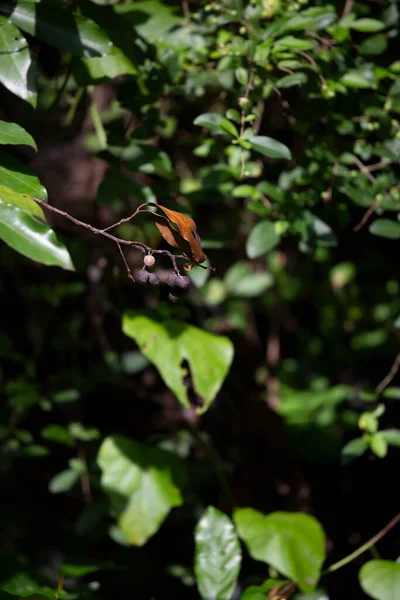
left=1, top=0, right=400, bottom=598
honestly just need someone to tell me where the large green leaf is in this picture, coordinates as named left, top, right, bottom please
left=351, top=18, right=385, bottom=32
left=247, top=135, right=292, bottom=160
left=234, top=509, right=325, bottom=594
left=195, top=507, right=242, bottom=600
left=122, top=313, right=234, bottom=413
left=75, top=48, right=137, bottom=83
left=0, top=152, right=47, bottom=200
left=6, top=3, right=113, bottom=58
left=0, top=201, right=74, bottom=270
left=97, top=435, right=185, bottom=546
left=246, top=221, right=280, bottom=259
left=0, top=16, right=37, bottom=106
left=0, top=184, right=44, bottom=219
left=0, top=121, right=37, bottom=150
left=359, top=560, right=400, bottom=600
left=194, top=113, right=223, bottom=133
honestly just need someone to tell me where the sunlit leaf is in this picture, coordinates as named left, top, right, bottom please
left=0, top=121, right=37, bottom=150
left=359, top=560, right=400, bottom=600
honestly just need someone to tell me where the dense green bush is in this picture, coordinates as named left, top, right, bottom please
left=1, top=0, right=400, bottom=599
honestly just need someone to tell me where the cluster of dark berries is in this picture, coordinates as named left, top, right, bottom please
left=135, top=254, right=191, bottom=302
left=167, top=273, right=190, bottom=303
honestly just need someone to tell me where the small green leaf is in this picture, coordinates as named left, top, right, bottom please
left=235, top=67, right=248, bottom=86
left=122, top=314, right=234, bottom=413
left=227, top=272, right=274, bottom=297
left=341, top=437, right=368, bottom=464
left=0, top=121, right=37, bottom=150
left=41, top=424, right=74, bottom=446
left=194, top=113, right=223, bottom=132
left=246, top=221, right=280, bottom=259
left=351, top=19, right=386, bottom=32
left=370, top=219, right=400, bottom=239
left=240, top=581, right=278, bottom=600
left=369, top=432, right=388, bottom=458
left=341, top=70, right=377, bottom=89
left=1, top=572, right=57, bottom=599
left=234, top=509, right=325, bottom=594
left=311, top=215, right=337, bottom=247
left=49, top=468, right=80, bottom=494
left=276, top=72, right=307, bottom=88
left=274, top=36, right=316, bottom=51
left=0, top=201, right=74, bottom=270
left=98, top=435, right=185, bottom=546
left=247, top=135, right=291, bottom=160
left=381, top=429, right=400, bottom=447
left=8, top=3, right=113, bottom=58
left=220, top=118, right=239, bottom=138
left=359, top=34, right=387, bottom=56
left=359, top=560, right=400, bottom=600
left=69, top=422, right=100, bottom=441
left=0, top=16, right=37, bottom=106
left=0, top=152, right=47, bottom=200
left=226, top=108, right=241, bottom=123
left=382, top=387, right=400, bottom=399
left=195, top=506, right=242, bottom=600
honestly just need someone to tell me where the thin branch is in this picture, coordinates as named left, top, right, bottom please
left=295, top=49, right=327, bottom=88
left=239, top=68, right=256, bottom=179
left=376, top=354, right=400, bottom=395
left=324, top=511, right=400, bottom=575
left=116, top=242, right=135, bottom=282
left=353, top=200, right=378, bottom=232
left=33, top=198, right=186, bottom=274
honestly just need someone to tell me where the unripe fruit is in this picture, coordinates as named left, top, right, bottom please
left=136, top=268, right=149, bottom=284
left=148, top=273, right=160, bottom=286
left=143, top=254, right=155, bottom=268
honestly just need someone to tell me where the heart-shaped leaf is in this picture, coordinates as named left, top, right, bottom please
left=234, top=509, right=325, bottom=594
left=98, top=435, right=185, bottom=546
left=359, top=560, right=400, bottom=600
left=123, top=312, right=234, bottom=413
left=195, top=506, right=242, bottom=600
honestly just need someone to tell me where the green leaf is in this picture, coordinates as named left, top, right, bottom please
left=234, top=509, right=325, bottom=594
left=369, top=432, right=388, bottom=458
left=97, top=434, right=184, bottom=546
left=0, top=184, right=44, bottom=219
left=0, top=16, right=37, bottom=106
left=382, top=387, right=400, bottom=399
left=195, top=506, right=242, bottom=600
left=359, top=560, right=400, bottom=600
left=0, top=152, right=47, bottom=200
left=0, top=121, right=37, bottom=150
left=276, top=72, right=307, bottom=88
left=240, top=581, right=278, bottom=600
left=194, top=113, right=223, bottom=133
left=7, top=3, right=113, bottom=58
left=227, top=272, right=273, bottom=297
left=247, top=135, right=291, bottom=160
left=341, top=437, right=368, bottom=464
left=341, top=70, right=377, bottom=89
left=381, top=429, right=400, bottom=447
left=1, top=572, right=60, bottom=599
left=220, top=118, right=239, bottom=138
left=273, top=36, right=316, bottom=51
left=235, top=67, right=248, bottom=86
left=0, top=201, right=74, bottom=270
left=122, top=313, right=234, bottom=413
left=69, top=422, right=100, bottom=441
left=359, top=34, right=388, bottom=56
left=246, top=221, right=280, bottom=259
left=74, top=46, right=137, bottom=83
left=351, top=19, right=385, bottom=32
left=311, top=215, right=337, bottom=247
left=369, top=219, right=400, bottom=239
left=49, top=468, right=80, bottom=494
left=41, top=424, right=74, bottom=446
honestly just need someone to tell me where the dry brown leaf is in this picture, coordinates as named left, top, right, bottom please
left=153, top=216, right=192, bottom=257
left=268, top=581, right=297, bottom=600
left=155, top=205, right=207, bottom=264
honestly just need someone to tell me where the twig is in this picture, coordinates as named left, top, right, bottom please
left=295, top=50, right=327, bottom=88
left=239, top=68, right=256, bottom=179
left=88, top=86, right=107, bottom=150
left=342, top=0, right=353, bottom=16
left=353, top=200, right=378, bottom=232
left=116, top=242, right=135, bottom=282
left=324, top=511, right=400, bottom=575
left=33, top=198, right=186, bottom=275
left=181, top=0, right=191, bottom=27
left=376, top=354, right=400, bottom=395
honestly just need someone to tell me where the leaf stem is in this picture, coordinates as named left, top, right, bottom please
left=323, top=512, right=400, bottom=575
left=89, top=86, right=107, bottom=150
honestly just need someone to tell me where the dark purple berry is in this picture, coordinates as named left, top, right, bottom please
left=175, top=275, right=190, bottom=290
left=148, top=273, right=160, bottom=286
left=167, top=273, right=179, bottom=287
left=136, top=268, right=150, bottom=284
